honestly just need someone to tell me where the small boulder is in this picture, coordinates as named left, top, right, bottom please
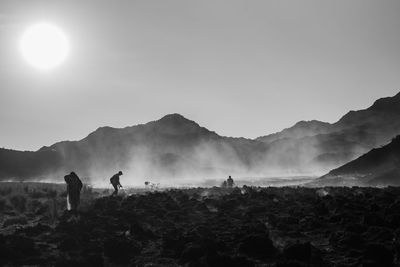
left=103, top=236, right=141, bottom=264
left=362, top=243, right=393, bottom=266
left=238, top=234, right=277, bottom=259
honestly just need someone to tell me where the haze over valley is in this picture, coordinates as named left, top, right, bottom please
left=1, top=92, right=400, bottom=186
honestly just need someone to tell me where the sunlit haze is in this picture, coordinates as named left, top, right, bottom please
left=1, top=0, right=400, bottom=150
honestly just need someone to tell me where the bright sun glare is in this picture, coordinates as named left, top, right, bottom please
left=20, top=23, right=69, bottom=70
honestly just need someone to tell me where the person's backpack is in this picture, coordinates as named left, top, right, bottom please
left=110, top=175, right=118, bottom=185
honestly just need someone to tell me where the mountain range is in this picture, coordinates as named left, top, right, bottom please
left=256, top=92, right=400, bottom=175
left=1, top=92, right=400, bottom=185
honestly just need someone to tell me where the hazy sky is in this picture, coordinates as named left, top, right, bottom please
left=1, top=0, right=400, bottom=151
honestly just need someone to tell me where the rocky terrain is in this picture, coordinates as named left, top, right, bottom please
left=1, top=185, right=400, bottom=266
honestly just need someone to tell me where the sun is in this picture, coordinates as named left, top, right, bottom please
left=20, top=23, right=69, bottom=70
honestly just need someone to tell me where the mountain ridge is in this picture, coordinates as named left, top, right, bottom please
left=4, top=112, right=268, bottom=183
left=1, top=92, right=400, bottom=184
left=316, top=135, right=400, bottom=186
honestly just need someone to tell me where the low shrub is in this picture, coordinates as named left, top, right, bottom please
left=0, top=197, right=6, bottom=212
left=9, top=195, right=27, bottom=213
left=0, top=187, right=12, bottom=196
left=46, top=190, right=57, bottom=199
left=29, top=190, right=46, bottom=199
left=3, top=216, right=28, bottom=227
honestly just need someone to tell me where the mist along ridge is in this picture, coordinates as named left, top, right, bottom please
left=1, top=92, right=400, bottom=186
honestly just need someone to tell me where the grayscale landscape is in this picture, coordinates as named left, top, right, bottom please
left=1, top=1, right=400, bottom=266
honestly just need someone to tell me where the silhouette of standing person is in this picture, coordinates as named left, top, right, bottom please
left=64, top=172, right=83, bottom=214
left=110, top=171, right=123, bottom=196
left=227, top=175, right=235, bottom=188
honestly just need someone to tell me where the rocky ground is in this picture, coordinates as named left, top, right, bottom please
left=1, top=186, right=400, bottom=266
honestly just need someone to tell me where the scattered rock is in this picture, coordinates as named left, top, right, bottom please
left=362, top=243, right=393, bottom=266
left=3, top=215, right=28, bottom=227
left=1, top=187, right=400, bottom=266
left=103, top=236, right=141, bottom=264
left=238, top=234, right=277, bottom=259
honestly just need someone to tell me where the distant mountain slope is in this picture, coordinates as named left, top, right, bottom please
left=0, top=114, right=268, bottom=183
left=0, top=148, right=62, bottom=179
left=257, top=92, right=400, bottom=144
left=1, top=92, right=400, bottom=183
left=317, top=135, right=400, bottom=186
left=256, top=92, right=400, bottom=173
left=256, top=120, right=332, bottom=144
left=331, top=92, right=400, bottom=141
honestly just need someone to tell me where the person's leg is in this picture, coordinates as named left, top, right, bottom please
left=112, top=184, right=118, bottom=196
left=70, top=200, right=77, bottom=212
left=70, top=191, right=79, bottom=213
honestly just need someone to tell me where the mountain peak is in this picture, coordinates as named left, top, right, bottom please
left=293, top=120, right=330, bottom=128
left=369, top=91, right=400, bottom=112
left=159, top=113, right=189, bottom=122
left=156, top=113, right=201, bottom=127
left=148, top=113, right=217, bottom=136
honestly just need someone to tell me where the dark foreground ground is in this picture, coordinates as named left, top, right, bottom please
left=1, top=186, right=400, bottom=266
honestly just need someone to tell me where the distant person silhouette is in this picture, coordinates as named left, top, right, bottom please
left=227, top=175, right=235, bottom=188
left=64, top=172, right=83, bottom=214
left=110, top=171, right=123, bottom=196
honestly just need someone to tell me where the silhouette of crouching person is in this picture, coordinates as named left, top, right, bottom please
left=64, top=171, right=83, bottom=215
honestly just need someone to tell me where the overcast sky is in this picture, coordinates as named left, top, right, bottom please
left=1, top=0, right=400, bottom=151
